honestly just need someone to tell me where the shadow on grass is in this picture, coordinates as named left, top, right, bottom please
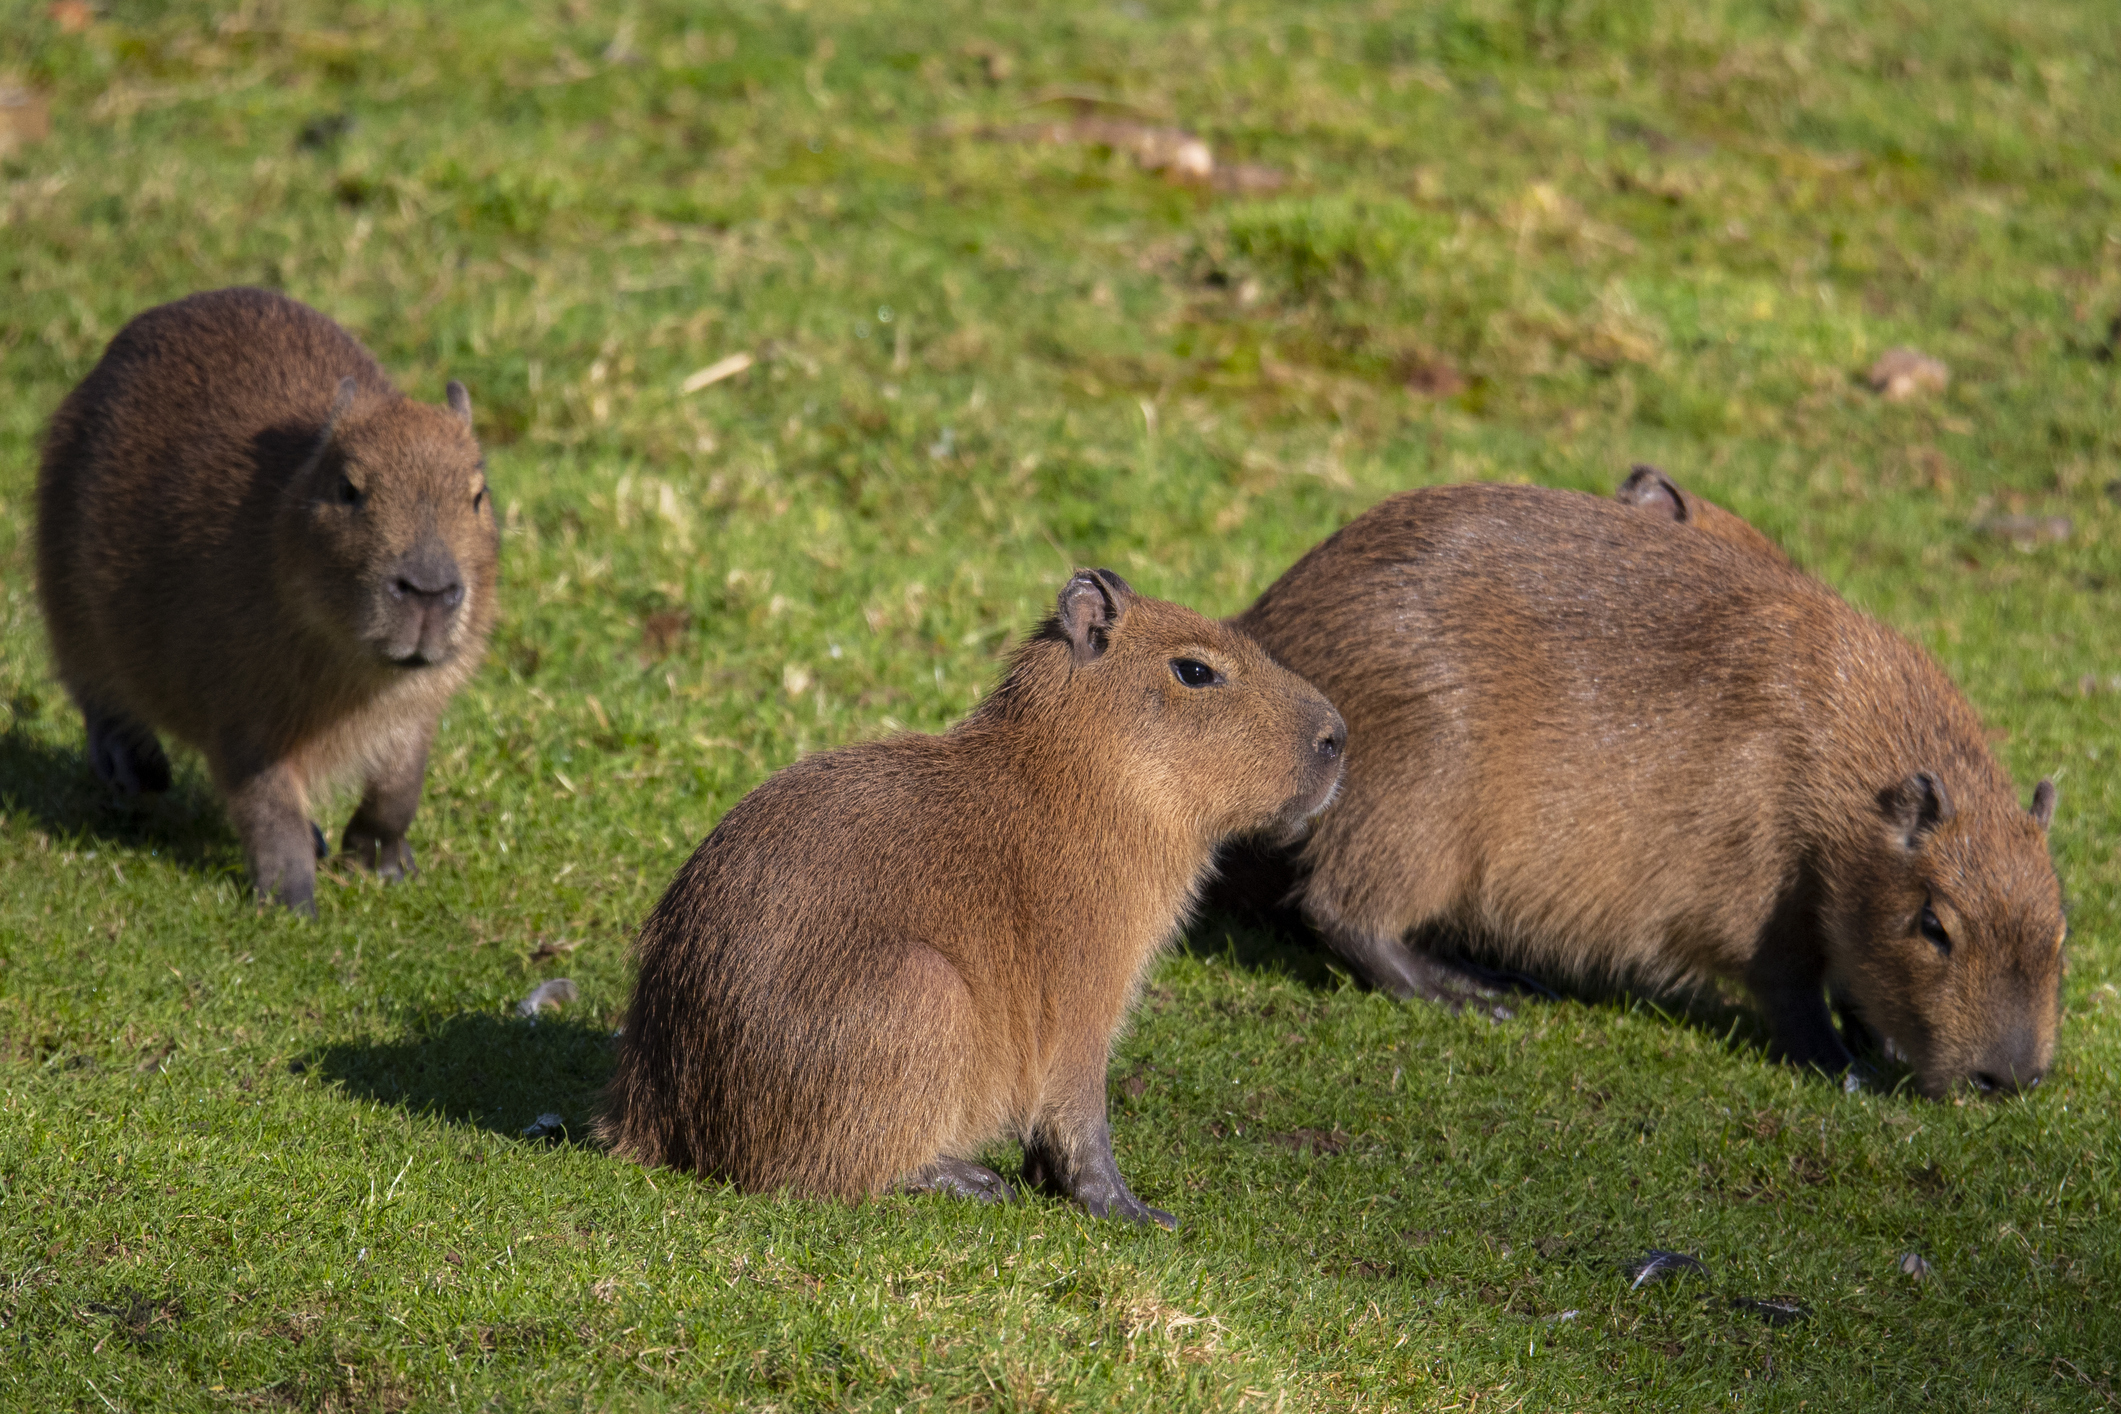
left=309, top=1010, right=617, bottom=1143
left=1191, top=841, right=1881, bottom=1080
left=0, top=726, right=234, bottom=873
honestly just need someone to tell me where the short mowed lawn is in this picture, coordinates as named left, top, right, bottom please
left=3, top=0, right=2119, bottom=1408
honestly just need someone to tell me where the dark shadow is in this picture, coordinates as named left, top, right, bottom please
left=308, top=1010, right=617, bottom=1142
left=0, top=726, right=235, bottom=873
left=1193, top=839, right=1900, bottom=1088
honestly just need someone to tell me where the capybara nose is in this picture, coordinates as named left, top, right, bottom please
left=1972, top=1028, right=2046, bottom=1097
left=1315, top=710, right=1346, bottom=761
left=1973, top=1065, right=2043, bottom=1097
left=390, top=548, right=464, bottom=611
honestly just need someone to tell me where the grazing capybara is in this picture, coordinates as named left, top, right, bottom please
left=1229, top=483, right=2064, bottom=1099
left=1614, top=462, right=1791, bottom=566
left=36, top=287, right=497, bottom=915
left=602, top=570, right=1346, bottom=1223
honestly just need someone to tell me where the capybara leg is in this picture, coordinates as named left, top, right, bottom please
left=225, top=765, right=318, bottom=917
left=1025, top=1066, right=1176, bottom=1229
left=1750, top=959, right=1854, bottom=1074
left=1315, top=921, right=1514, bottom=1019
left=341, top=719, right=434, bottom=882
left=896, top=1158, right=1014, bottom=1204
left=84, top=709, right=171, bottom=796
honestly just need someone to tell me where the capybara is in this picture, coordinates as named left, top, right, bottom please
left=1615, top=462, right=1791, bottom=567
left=602, top=570, right=1345, bottom=1223
left=36, top=287, right=497, bottom=915
left=1230, top=483, right=2063, bottom=1099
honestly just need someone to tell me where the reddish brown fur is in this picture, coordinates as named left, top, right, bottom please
left=602, top=571, right=1344, bottom=1220
left=1615, top=463, right=1791, bottom=567
left=1232, top=483, right=2063, bottom=1099
left=36, top=287, right=498, bottom=914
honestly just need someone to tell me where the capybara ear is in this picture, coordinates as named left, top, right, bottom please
left=299, top=376, right=360, bottom=479
left=446, top=380, right=472, bottom=427
left=1057, top=569, right=1133, bottom=664
left=2030, top=778, right=2057, bottom=831
left=1615, top=463, right=1688, bottom=522
left=1882, top=771, right=1955, bottom=849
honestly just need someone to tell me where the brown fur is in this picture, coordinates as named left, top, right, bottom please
left=1231, top=483, right=2064, bottom=1099
left=1615, top=463, right=1791, bottom=567
left=601, top=571, right=1344, bottom=1221
left=36, top=287, right=498, bottom=914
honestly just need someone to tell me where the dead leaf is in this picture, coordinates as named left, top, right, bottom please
left=1270, top=1127, right=1349, bottom=1156
left=1974, top=513, right=2070, bottom=547
left=528, top=937, right=580, bottom=964
left=0, top=85, right=51, bottom=154
left=640, top=608, right=692, bottom=660
left=47, top=1, right=93, bottom=33
left=988, top=116, right=1215, bottom=184
left=1399, top=353, right=1467, bottom=397
left=1867, top=347, right=1950, bottom=400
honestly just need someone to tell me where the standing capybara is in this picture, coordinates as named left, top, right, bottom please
left=1614, top=463, right=1791, bottom=566
left=36, top=287, right=498, bottom=915
left=1229, top=483, right=2064, bottom=1099
left=602, top=570, right=1345, bottom=1223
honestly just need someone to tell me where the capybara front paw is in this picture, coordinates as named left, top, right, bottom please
left=87, top=716, right=171, bottom=796
left=342, top=830, right=417, bottom=882
left=1073, top=1180, right=1177, bottom=1229
left=898, top=1158, right=1015, bottom=1204
left=1396, top=953, right=1516, bottom=1021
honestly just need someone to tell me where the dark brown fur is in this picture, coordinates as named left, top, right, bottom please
left=36, top=287, right=498, bottom=914
left=602, top=571, right=1345, bottom=1221
left=1615, top=463, right=1791, bottom=567
left=1231, top=483, right=2063, bottom=1099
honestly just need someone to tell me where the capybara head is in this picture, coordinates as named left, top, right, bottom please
left=1004, top=569, right=1345, bottom=841
left=281, top=377, right=497, bottom=668
left=1834, top=771, right=2065, bottom=1099
left=1615, top=463, right=1790, bottom=567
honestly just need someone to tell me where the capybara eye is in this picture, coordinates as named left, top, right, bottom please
left=336, top=474, right=362, bottom=507
left=1170, top=658, right=1220, bottom=688
left=1919, top=904, right=1952, bottom=955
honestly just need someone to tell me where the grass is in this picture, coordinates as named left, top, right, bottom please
left=2, top=0, right=2119, bottom=1407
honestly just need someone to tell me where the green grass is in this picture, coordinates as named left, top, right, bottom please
left=3, top=0, right=2120, bottom=1407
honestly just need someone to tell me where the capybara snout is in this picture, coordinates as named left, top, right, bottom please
left=293, top=379, right=488, bottom=669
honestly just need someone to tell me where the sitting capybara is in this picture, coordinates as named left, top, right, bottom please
left=1615, top=463, right=1791, bottom=566
left=36, top=287, right=497, bottom=914
left=1230, top=483, right=2063, bottom=1098
left=602, top=570, right=1345, bottom=1223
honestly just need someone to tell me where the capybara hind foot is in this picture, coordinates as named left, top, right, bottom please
left=342, top=827, right=416, bottom=882
left=1318, top=924, right=1514, bottom=1019
left=85, top=711, right=171, bottom=796
left=897, top=1159, right=1015, bottom=1204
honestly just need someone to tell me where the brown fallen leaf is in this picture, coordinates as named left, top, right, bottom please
left=641, top=608, right=692, bottom=660
left=528, top=937, right=580, bottom=963
left=1211, top=162, right=1287, bottom=196
left=1867, top=347, right=1950, bottom=400
left=47, top=1, right=93, bottom=33
left=1271, top=1127, right=1349, bottom=1156
left=0, top=86, right=50, bottom=155
left=1400, top=353, right=1468, bottom=397
left=1974, top=513, right=2070, bottom=547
